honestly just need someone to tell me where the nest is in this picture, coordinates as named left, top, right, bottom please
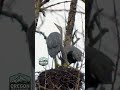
left=36, top=66, right=84, bottom=90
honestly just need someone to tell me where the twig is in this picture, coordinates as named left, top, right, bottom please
left=0, top=0, right=5, bottom=13
left=72, top=29, right=81, bottom=45
left=43, top=1, right=71, bottom=10
left=36, top=14, right=45, bottom=30
left=94, top=0, right=102, bottom=50
left=72, top=30, right=78, bottom=39
left=35, top=30, right=47, bottom=39
left=111, top=0, right=120, bottom=90
left=46, top=9, right=85, bottom=14
left=88, top=28, right=109, bottom=47
left=89, top=8, right=103, bottom=30
left=40, top=0, right=50, bottom=7
left=73, top=38, right=80, bottom=46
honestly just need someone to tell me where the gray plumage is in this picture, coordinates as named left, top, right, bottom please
left=86, top=46, right=115, bottom=89
left=46, top=32, right=62, bottom=58
left=64, top=45, right=82, bottom=64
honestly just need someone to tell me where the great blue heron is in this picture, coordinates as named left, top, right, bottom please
left=85, top=46, right=115, bottom=89
left=64, top=45, right=82, bottom=65
left=46, top=24, right=82, bottom=67
left=46, top=32, right=62, bottom=68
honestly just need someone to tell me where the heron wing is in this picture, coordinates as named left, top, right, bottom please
left=90, top=52, right=114, bottom=83
left=86, top=46, right=114, bottom=83
left=46, top=32, right=62, bottom=58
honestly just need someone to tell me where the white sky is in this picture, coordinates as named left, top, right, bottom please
left=35, top=0, right=85, bottom=77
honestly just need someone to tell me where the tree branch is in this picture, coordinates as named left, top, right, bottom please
left=72, top=30, right=80, bottom=45
left=0, top=10, right=28, bottom=32
left=112, top=0, right=120, bottom=90
left=73, top=38, right=80, bottom=45
left=87, top=9, right=103, bottom=46
left=64, top=0, right=78, bottom=46
left=46, top=9, right=85, bottom=14
left=42, top=1, right=71, bottom=10
left=35, top=30, right=47, bottom=39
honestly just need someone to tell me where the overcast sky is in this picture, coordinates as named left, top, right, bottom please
left=35, top=0, right=85, bottom=77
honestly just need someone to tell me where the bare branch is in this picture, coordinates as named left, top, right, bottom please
left=1, top=10, right=28, bottom=32
left=72, top=29, right=80, bottom=45
left=72, top=30, right=78, bottom=39
left=46, top=9, right=85, bottom=14
left=42, top=1, right=71, bottom=10
left=40, top=0, right=50, bottom=7
left=73, top=38, right=80, bottom=45
left=87, top=9, right=104, bottom=46
left=35, top=30, right=47, bottom=39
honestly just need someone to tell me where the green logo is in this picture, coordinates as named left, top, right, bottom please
left=39, top=57, right=48, bottom=66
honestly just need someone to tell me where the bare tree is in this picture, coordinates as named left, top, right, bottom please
left=35, top=0, right=85, bottom=90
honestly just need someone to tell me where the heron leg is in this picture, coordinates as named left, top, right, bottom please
left=54, top=57, right=60, bottom=68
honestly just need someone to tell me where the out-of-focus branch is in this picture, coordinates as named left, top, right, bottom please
left=112, top=0, right=120, bottom=90
left=73, top=38, right=80, bottom=45
left=0, top=0, right=5, bottom=14
left=4, top=0, right=15, bottom=10
left=81, top=0, right=85, bottom=3
left=88, top=9, right=103, bottom=30
left=0, top=10, right=28, bottom=32
left=88, top=28, right=109, bottom=47
left=87, top=9, right=103, bottom=46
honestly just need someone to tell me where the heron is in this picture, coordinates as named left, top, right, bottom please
left=46, top=32, right=62, bottom=68
left=85, top=46, right=115, bottom=89
left=64, top=45, right=82, bottom=65
left=46, top=23, right=82, bottom=67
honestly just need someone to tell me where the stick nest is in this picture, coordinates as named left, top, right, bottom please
left=36, top=66, right=84, bottom=90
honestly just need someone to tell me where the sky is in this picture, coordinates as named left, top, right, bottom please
left=35, top=0, right=85, bottom=78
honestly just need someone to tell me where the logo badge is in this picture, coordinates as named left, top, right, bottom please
left=39, top=57, right=48, bottom=66
left=9, top=73, right=31, bottom=90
